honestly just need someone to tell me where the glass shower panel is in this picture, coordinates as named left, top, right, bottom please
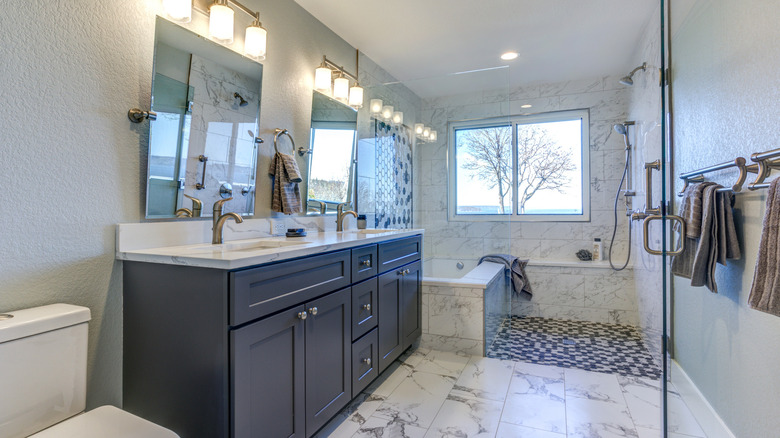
left=402, top=67, right=512, bottom=354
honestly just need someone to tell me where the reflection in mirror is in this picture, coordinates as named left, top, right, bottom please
left=306, top=90, right=358, bottom=214
left=146, top=17, right=262, bottom=219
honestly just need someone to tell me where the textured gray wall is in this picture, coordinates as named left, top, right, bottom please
left=0, top=0, right=384, bottom=408
left=671, top=1, right=780, bottom=436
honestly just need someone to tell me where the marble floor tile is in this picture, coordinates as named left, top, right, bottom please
left=352, top=415, right=428, bottom=438
left=364, top=361, right=413, bottom=398
left=374, top=371, right=455, bottom=429
left=617, top=376, right=663, bottom=430
left=666, top=395, right=706, bottom=437
left=565, top=368, right=626, bottom=404
left=495, top=422, right=567, bottom=438
left=314, top=393, right=386, bottom=438
left=635, top=427, right=659, bottom=438
left=513, top=361, right=566, bottom=380
left=399, top=346, right=431, bottom=368
left=423, top=394, right=504, bottom=438
left=413, top=349, right=471, bottom=378
left=451, top=356, right=515, bottom=401
left=501, top=371, right=567, bottom=433
left=565, top=397, right=639, bottom=438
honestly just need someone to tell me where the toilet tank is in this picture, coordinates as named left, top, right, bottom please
left=0, top=304, right=91, bottom=438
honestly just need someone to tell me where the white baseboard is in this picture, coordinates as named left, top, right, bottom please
left=671, top=360, right=736, bottom=438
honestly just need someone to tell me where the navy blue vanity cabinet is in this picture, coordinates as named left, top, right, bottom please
left=122, top=234, right=422, bottom=438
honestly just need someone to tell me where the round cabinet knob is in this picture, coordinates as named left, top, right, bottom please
left=362, top=303, right=371, bottom=312
left=308, top=307, right=318, bottom=316
left=361, top=260, right=371, bottom=267
left=297, top=311, right=307, bottom=320
left=405, top=269, right=411, bottom=275
left=362, top=358, right=372, bottom=366
left=398, top=270, right=405, bottom=276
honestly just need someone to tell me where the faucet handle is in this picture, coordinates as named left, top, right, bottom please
left=213, top=197, right=233, bottom=214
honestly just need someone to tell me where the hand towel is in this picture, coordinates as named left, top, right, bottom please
left=478, top=254, right=532, bottom=299
left=269, top=152, right=302, bottom=214
left=672, top=183, right=712, bottom=278
left=689, top=184, right=720, bottom=291
left=748, top=178, right=780, bottom=317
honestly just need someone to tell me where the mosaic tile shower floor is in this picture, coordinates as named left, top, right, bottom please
left=486, top=316, right=661, bottom=380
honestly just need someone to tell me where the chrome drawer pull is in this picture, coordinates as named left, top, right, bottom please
left=297, top=311, right=307, bottom=320
left=362, top=358, right=372, bottom=366
left=362, top=303, right=371, bottom=312
left=308, top=307, right=318, bottom=316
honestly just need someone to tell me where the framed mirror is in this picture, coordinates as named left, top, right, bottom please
left=146, top=17, right=263, bottom=219
left=305, top=90, right=358, bottom=214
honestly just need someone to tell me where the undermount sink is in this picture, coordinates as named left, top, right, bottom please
left=345, top=229, right=398, bottom=235
left=194, top=239, right=310, bottom=253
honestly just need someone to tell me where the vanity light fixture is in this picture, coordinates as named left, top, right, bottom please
left=333, top=73, right=350, bottom=103
left=209, top=0, right=234, bottom=44
left=422, top=127, right=431, bottom=140
left=414, top=123, right=424, bottom=136
left=381, top=105, right=394, bottom=121
left=429, top=130, right=438, bottom=142
left=244, top=13, right=267, bottom=60
left=370, top=99, right=383, bottom=115
left=314, top=60, right=332, bottom=94
left=349, top=83, right=364, bottom=108
left=392, top=111, right=404, bottom=125
left=313, top=51, right=364, bottom=108
left=162, top=0, right=192, bottom=23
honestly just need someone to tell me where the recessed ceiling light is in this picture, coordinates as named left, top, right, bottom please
left=521, top=104, right=532, bottom=108
left=500, top=51, right=518, bottom=61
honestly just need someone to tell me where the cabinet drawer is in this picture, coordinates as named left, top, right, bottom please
left=377, top=236, right=422, bottom=274
left=229, top=250, right=351, bottom=325
left=351, top=245, right=377, bottom=283
left=351, top=328, right=378, bottom=398
left=351, top=278, right=378, bottom=341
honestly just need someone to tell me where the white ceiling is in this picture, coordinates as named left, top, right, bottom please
left=293, top=0, right=659, bottom=98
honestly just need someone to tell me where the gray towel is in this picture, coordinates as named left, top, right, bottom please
left=672, top=183, right=741, bottom=293
left=478, top=254, right=532, bottom=299
left=748, top=178, right=780, bottom=316
left=269, top=152, right=302, bottom=214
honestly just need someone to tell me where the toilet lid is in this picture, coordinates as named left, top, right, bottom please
left=29, top=406, right=179, bottom=438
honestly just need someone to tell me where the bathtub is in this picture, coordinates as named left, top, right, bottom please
left=421, top=258, right=510, bottom=356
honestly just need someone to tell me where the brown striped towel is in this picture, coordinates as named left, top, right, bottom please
left=269, top=152, right=302, bottom=214
left=748, top=178, right=780, bottom=316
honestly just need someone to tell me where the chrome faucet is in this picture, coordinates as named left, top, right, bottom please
left=212, top=198, right=243, bottom=244
left=336, top=203, right=358, bottom=232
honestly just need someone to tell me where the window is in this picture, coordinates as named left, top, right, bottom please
left=448, top=109, right=590, bottom=221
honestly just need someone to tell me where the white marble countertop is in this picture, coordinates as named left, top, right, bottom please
left=116, top=228, right=424, bottom=270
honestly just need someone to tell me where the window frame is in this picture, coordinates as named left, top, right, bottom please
left=447, top=109, right=590, bottom=222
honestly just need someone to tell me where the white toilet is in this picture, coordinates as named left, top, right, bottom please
left=0, top=304, right=179, bottom=438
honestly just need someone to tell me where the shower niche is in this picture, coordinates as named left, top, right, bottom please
left=145, top=17, right=263, bottom=219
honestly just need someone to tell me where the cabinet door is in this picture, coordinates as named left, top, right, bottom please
left=377, top=269, right=403, bottom=372
left=231, top=306, right=306, bottom=438
left=305, top=287, right=352, bottom=437
left=401, top=261, right=422, bottom=350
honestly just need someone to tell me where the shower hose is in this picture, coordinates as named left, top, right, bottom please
left=609, top=148, right=632, bottom=271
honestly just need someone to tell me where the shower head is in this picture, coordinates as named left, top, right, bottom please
left=613, top=124, right=627, bottom=136
left=234, top=92, right=249, bottom=107
left=619, top=62, right=648, bottom=86
left=613, top=121, right=635, bottom=149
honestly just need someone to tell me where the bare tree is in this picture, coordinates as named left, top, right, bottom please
left=460, top=127, right=512, bottom=213
left=459, top=125, right=576, bottom=214
left=516, top=125, right=576, bottom=213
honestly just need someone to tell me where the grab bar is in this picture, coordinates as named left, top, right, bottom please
left=195, top=155, right=208, bottom=190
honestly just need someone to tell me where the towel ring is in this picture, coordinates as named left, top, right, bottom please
left=274, top=128, right=311, bottom=157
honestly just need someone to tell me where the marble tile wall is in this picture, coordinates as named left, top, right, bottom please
left=414, top=75, right=633, bottom=262
left=512, top=265, right=638, bottom=325
left=421, top=283, right=485, bottom=356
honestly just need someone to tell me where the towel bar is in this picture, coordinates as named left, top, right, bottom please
left=678, top=148, right=780, bottom=195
